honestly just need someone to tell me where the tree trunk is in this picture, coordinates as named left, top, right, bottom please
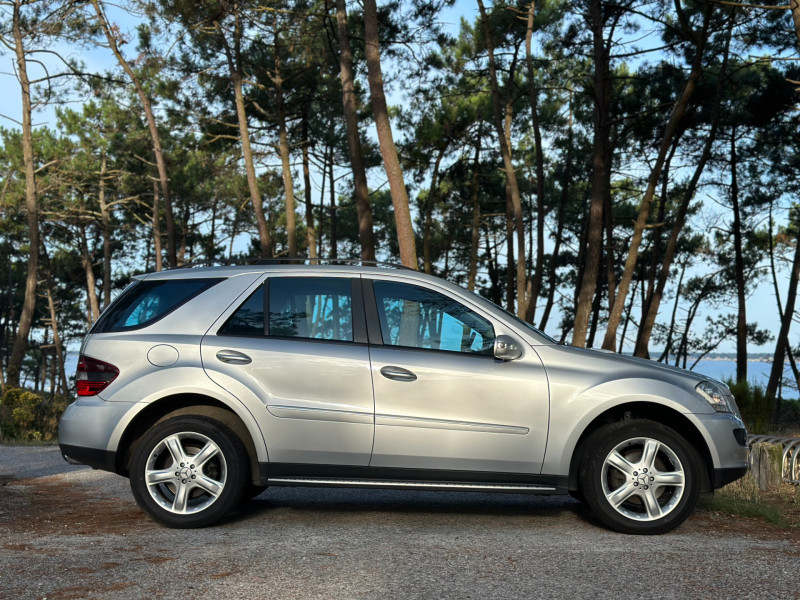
left=505, top=187, right=516, bottom=312
left=467, top=134, right=482, bottom=292
left=44, top=272, right=68, bottom=396
left=638, top=149, right=674, bottom=353
left=478, top=0, right=527, bottom=316
left=658, top=261, right=686, bottom=363
left=524, top=1, right=545, bottom=324
left=540, top=98, right=573, bottom=331
left=91, top=0, right=177, bottom=267
left=216, top=16, right=272, bottom=259
left=729, top=131, right=748, bottom=382
left=791, top=0, right=800, bottom=47
left=363, top=0, right=417, bottom=268
left=334, top=0, right=375, bottom=262
left=634, top=16, right=730, bottom=357
left=152, top=181, right=163, bottom=271
left=328, top=146, right=338, bottom=259
left=766, top=212, right=800, bottom=411
left=301, top=117, right=317, bottom=259
left=573, top=0, right=610, bottom=348
left=601, top=4, right=711, bottom=350
left=423, top=149, right=445, bottom=275
left=7, top=0, right=40, bottom=388
left=273, top=21, right=297, bottom=258
left=79, top=223, right=101, bottom=324
left=99, top=152, right=112, bottom=306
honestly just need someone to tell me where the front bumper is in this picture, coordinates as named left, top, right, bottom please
left=713, top=466, right=748, bottom=488
left=693, top=411, right=749, bottom=489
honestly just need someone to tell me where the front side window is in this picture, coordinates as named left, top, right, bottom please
left=93, top=278, right=222, bottom=333
left=372, top=280, right=495, bottom=355
left=220, top=277, right=354, bottom=342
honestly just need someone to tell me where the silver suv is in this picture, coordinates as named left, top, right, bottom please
left=59, top=262, right=748, bottom=534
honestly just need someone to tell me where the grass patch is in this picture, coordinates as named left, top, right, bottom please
left=704, top=475, right=800, bottom=528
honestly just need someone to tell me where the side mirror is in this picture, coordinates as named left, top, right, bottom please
left=494, top=335, right=523, bottom=361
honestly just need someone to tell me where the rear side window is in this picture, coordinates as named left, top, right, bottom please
left=270, top=278, right=353, bottom=341
left=219, top=286, right=266, bottom=336
left=219, top=277, right=353, bottom=342
left=93, top=278, right=222, bottom=333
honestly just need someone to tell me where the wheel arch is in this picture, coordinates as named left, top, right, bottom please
left=566, top=402, right=714, bottom=494
left=115, top=394, right=263, bottom=486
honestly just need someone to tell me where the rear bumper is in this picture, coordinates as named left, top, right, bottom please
left=59, top=444, right=117, bottom=473
left=58, top=397, right=134, bottom=475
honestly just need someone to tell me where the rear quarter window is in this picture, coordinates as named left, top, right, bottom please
left=92, top=278, right=223, bottom=333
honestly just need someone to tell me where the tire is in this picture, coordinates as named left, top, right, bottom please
left=245, top=484, right=269, bottom=500
left=568, top=489, right=585, bottom=504
left=578, top=419, right=701, bottom=535
left=129, top=416, right=248, bottom=528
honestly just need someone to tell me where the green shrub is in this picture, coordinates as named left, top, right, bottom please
left=0, top=388, right=69, bottom=442
left=726, top=379, right=772, bottom=434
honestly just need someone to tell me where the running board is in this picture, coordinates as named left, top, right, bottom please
left=265, top=477, right=557, bottom=493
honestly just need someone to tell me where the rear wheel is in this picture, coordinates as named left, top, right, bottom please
left=129, top=416, right=248, bottom=528
left=579, top=420, right=700, bottom=534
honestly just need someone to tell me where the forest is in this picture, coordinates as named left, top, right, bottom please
left=0, top=0, right=799, bottom=437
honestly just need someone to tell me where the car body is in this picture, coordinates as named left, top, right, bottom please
left=59, top=262, right=748, bottom=533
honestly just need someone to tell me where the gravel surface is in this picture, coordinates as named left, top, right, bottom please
left=1, top=445, right=798, bottom=600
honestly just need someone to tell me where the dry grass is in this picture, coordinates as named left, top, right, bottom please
left=705, top=475, right=800, bottom=528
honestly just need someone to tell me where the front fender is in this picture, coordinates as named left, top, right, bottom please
left=542, top=377, right=711, bottom=476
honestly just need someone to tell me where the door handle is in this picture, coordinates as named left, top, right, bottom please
left=216, top=349, right=252, bottom=365
left=380, top=366, right=417, bottom=382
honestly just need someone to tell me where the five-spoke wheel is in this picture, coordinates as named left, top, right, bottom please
left=579, top=420, right=700, bottom=534
left=130, top=416, right=248, bottom=528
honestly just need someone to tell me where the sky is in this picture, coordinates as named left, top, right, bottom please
left=0, top=1, right=794, bottom=357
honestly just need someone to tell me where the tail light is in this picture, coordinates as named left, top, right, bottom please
left=76, top=355, right=119, bottom=396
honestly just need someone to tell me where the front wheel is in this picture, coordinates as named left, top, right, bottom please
left=579, top=420, right=701, bottom=535
left=129, top=416, right=248, bottom=528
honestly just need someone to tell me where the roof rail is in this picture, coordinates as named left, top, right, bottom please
left=169, top=257, right=417, bottom=271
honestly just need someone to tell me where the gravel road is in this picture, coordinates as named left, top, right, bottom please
left=1, top=444, right=798, bottom=600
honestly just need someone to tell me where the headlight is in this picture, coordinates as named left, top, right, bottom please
left=695, top=381, right=732, bottom=413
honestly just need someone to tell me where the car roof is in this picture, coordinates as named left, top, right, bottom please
left=137, top=263, right=436, bottom=282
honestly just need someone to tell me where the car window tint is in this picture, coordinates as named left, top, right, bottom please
left=372, top=281, right=495, bottom=355
left=269, top=278, right=353, bottom=342
left=93, top=279, right=222, bottom=333
left=219, top=285, right=265, bottom=336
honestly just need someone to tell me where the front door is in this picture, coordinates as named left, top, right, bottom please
left=365, top=278, right=549, bottom=474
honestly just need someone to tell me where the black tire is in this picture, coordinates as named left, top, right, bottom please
left=578, top=419, right=701, bottom=535
left=129, top=416, right=248, bottom=528
left=568, top=489, right=585, bottom=504
left=245, top=484, right=269, bottom=500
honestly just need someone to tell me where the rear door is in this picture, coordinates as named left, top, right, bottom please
left=201, top=274, right=375, bottom=466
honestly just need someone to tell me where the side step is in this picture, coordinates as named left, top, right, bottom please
left=266, top=477, right=557, bottom=494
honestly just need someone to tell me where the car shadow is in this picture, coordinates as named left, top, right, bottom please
left=227, top=486, right=601, bottom=528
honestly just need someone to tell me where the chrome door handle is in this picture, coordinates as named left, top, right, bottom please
left=216, top=349, right=252, bottom=365
left=380, top=366, right=417, bottom=382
